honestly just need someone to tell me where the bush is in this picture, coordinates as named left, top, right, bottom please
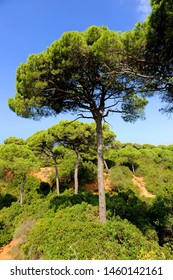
left=49, top=189, right=98, bottom=212
left=106, top=190, right=151, bottom=232
left=149, top=196, right=173, bottom=248
left=24, top=176, right=45, bottom=204
left=0, top=202, right=22, bottom=246
left=22, top=203, right=165, bottom=260
left=0, top=220, right=13, bottom=246
left=110, top=166, right=133, bottom=191
left=79, top=161, right=97, bottom=184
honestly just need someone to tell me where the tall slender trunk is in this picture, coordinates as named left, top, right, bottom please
left=74, top=151, right=81, bottom=194
left=20, top=175, right=26, bottom=206
left=53, top=158, right=60, bottom=195
left=104, top=160, right=110, bottom=173
left=96, top=115, right=107, bottom=224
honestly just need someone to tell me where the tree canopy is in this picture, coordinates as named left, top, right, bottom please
left=27, top=130, right=66, bottom=195
left=8, top=26, right=148, bottom=121
left=0, top=143, right=39, bottom=205
left=143, top=0, right=173, bottom=112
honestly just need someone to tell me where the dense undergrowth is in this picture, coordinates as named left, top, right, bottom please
left=0, top=142, right=173, bottom=259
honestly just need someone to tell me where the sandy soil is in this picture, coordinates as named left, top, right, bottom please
left=132, top=175, right=155, bottom=198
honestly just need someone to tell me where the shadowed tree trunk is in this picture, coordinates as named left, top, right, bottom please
left=74, top=151, right=81, bottom=194
left=96, top=115, right=106, bottom=224
left=53, top=157, right=60, bottom=195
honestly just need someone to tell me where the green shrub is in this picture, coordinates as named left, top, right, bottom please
left=49, top=189, right=98, bottom=212
left=110, top=166, right=133, bottom=191
left=0, top=202, right=22, bottom=246
left=149, top=196, right=173, bottom=247
left=0, top=220, right=13, bottom=246
left=106, top=190, right=151, bottom=233
left=22, top=203, right=165, bottom=260
left=79, top=161, right=97, bottom=184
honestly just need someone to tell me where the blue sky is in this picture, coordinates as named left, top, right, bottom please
left=0, top=0, right=172, bottom=145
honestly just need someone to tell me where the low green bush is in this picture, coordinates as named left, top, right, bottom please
left=49, top=189, right=98, bottom=212
left=22, top=203, right=166, bottom=260
left=0, top=202, right=22, bottom=246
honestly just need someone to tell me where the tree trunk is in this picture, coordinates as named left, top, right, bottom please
left=53, top=158, right=60, bottom=195
left=20, top=175, right=26, bottom=206
left=74, top=151, right=81, bottom=194
left=104, top=159, right=110, bottom=173
left=96, top=115, right=107, bottom=224
left=132, top=163, right=135, bottom=174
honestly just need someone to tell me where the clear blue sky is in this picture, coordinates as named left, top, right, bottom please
left=0, top=0, right=173, bottom=145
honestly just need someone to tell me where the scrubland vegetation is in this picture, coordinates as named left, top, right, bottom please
left=0, top=123, right=173, bottom=260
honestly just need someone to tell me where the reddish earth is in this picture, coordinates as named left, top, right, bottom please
left=31, top=167, right=54, bottom=185
left=83, top=173, right=112, bottom=193
left=0, top=239, right=21, bottom=260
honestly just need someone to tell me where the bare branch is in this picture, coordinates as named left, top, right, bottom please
left=103, top=108, right=125, bottom=118
left=77, top=113, right=93, bottom=120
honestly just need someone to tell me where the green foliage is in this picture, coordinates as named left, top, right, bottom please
left=79, top=161, right=97, bottom=184
left=0, top=143, right=40, bottom=179
left=136, top=156, right=173, bottom=197
left=27, top=130, right=64, bottom=165
left=106, top=190, right=151, bottom=231
left=9, top=26, right=149, bottom=123
left=21, top=203, right=164, bottom=260
left=49, top=189, right=98, bottom=212
left=49, top=121, right=95, bottom=154
left=1, top=137, right=173, bottom=258
left=24, top=176, right=51, bottom=204
left=0, top=220, right=13, bottom=247
left=144, top=0, right=173, bottom=112
left=117, top=146, right=141, bottom=173
left=8, top=25, right=152, bottom=223
left=149, top=196, right=173, bottom=247
left=58, top=150, right=76, bottom=182
left=4, top=137, right=25, bottom=145
left=110, top=166, right=133, bottom=191
left=0, top=202, right=22, bottom=246
left=0, top=143, right=40, bottom=205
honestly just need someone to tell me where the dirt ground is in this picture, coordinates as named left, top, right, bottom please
left=132, top=175, right=155, bottom=198
left=0, top=239, right=21, bottom=260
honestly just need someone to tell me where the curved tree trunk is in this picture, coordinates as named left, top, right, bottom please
left=74, top=151, right=81, bottom=194
left=96, top=115, right=106, bottom=224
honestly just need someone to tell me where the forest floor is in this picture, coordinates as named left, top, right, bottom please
left=0, top=170, right=155, bottom=260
